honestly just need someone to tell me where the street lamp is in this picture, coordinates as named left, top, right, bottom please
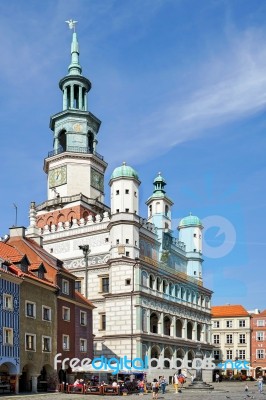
left=79, top=245, right=90, bottom=298
left=131, top=257, right=140, bottom=365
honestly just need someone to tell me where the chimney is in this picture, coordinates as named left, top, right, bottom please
left=9, top=226, right=26, bottom=238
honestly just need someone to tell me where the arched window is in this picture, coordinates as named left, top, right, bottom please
left=58, top=130, right=66, bottom=151
left=176, top=319, right=182, bottom=337
left=149, top=275, right=155, bottom=289
left=197, top=324, right=202, bottom=341
left=163, top=280, right=168, bottom=294
left=187, top=321, right=193, bottom=340
left=163, top=316, right=171, bottom=336
left=150, top=313, right=159, bottom=334
left=88, top=131, right=94, bottom=153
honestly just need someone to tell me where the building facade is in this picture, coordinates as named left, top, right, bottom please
left=211, top=305, right=251, bottom=377
left=0, top=225, right=94, bottom=393
left=0, top=258, right=21, bottom=393
left=25, top=27, right=213, bottom=381
left=250, top=310, right=266, bottom=378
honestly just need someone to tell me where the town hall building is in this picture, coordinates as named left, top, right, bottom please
left=25, top=24, right=213, bottom=380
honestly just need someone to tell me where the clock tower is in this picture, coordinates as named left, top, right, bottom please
left=34, top=24, right=109, bottom=229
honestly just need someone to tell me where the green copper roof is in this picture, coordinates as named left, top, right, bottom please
left=153, top=172, right=166, bottom=185
left=146, top=172, right=173, bottom=204
left=110, top=162, right=139, bottom=180
left=179, top=214, right=202, bottom=228
left=68, top=32, right=82, bottom=75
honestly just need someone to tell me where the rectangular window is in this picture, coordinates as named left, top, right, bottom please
left=226, top=334, right=233, bottom=344
left=226, top=320, right=233, bottom=328
left=257, top=320, right=265, bottom=327
left=257, top=332, right=264, bottom=341
left=239, top=320, right=246, bottom=327
left=26, top=301, right=36, bottom=318
left=80, top=311, right=87, bottom=326
left=125, top=189, right=129, bottom=194
left=226, top=350, right=233, bottom=359
left=62, top=279, right=69, bottom=295
left=25, top=334, right=36, bottom=351
left=63, top=335, right=70, bottom=351
left=42, top=336, right=51, bottom=352
left=239, top=334, right=246, bottom=344
left=99, top=276, right=109, bottom=293
left=257, top=350, right=265, bottom=359
left=75, top=280, right=82, bottom=293
left=62, top=307, right=70, bottom=321
left=239, top=350, right=245, bottom=360
left=116, top=190, right=119, bottom=195
left=213, top=321, right=220, bottom=328
left=213, top=335, right=220, bottom=344
left=3, top=327, right=13, bottom=345
left=3, top=294, right=13, bottom=310
left=42, top=306, right=51, bottom=321
left=213, top=350, right=220, bottom=360
left=80, top=339, right=87, bottom=352
left=100, top=314, right=106, bottom=331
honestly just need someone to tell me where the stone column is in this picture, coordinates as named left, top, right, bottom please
left=171, top=316, right=176, bottom=337
left=70, top=85, right=74, bottom=108
left=79, top=86, right=82, bottom=109
left=183, top=318, right=187, bottom=339
left=31, top=375, right=38, bottom=393
left=63, top=87, right=68, bottom=110
left=158, top=313, right=163, bottom=335
left=84, top=92, right=87, bottom=111
left=14, top=374, right=20, bottom=394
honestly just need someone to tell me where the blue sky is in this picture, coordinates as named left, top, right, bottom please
left=0, top=0, right=266, bottom=310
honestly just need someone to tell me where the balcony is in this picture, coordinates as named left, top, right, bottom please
left=47, top=146, right=104, bottom=161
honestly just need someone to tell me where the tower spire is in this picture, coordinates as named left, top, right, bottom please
left=65, top=20, right=82, bottom=76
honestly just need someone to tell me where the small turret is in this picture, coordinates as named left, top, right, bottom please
left=178, top=213, right=203, bottom=280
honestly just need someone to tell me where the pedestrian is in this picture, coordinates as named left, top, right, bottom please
left=257, top=375, right=263, bottom=393
left=152, top=379, right=159, bottom=399
left=173, top=373, right=179, bottom=394
left=215, top=373, right=220, bottom=383
left=159, top=376, right=167, bottom=394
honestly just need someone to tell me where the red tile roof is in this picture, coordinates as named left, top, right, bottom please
left=75, top=290, right=96, bottom=309
left=211, top=305, right=249, bottom=317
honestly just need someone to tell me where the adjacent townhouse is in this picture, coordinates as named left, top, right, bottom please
left=250, top=309, right=266, bottom=378
left=0, top=257, right=22, bottom=394
left=211, top=305, right=251, bottom=377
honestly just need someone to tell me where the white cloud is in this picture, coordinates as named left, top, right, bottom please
left=102, top=28, right=266, bottom=164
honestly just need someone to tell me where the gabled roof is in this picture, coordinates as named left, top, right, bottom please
left=251, top=309, right=266, bottom=317
left=211, top=304, right=249, bottom=317
left=0, top=240, right=56, bottom=288
left=0, top=242, right=26, bottom=263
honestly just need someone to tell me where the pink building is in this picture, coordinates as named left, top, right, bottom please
left=251, top=310, right=266, bottom=378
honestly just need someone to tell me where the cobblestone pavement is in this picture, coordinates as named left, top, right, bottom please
left=0, top=382, right=264, bottom=400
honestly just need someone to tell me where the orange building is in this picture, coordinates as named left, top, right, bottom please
left=250, top=310, right=266, bottom=378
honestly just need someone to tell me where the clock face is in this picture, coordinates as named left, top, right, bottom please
left=73, top=123, right=82, bottom=132
left=49, top=166, right=67, bottom=188
left=91, top=168, right=104, bottom=192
